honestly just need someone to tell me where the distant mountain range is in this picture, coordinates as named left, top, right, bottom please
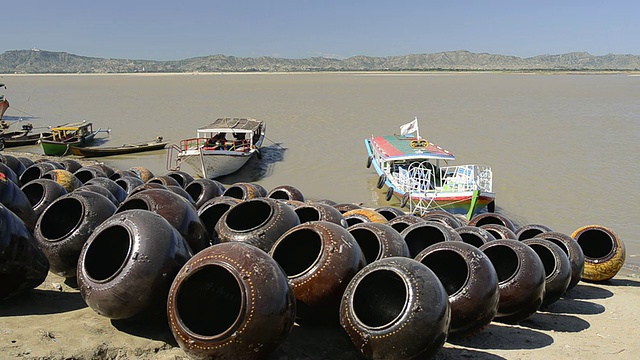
left=1, top=49, right=639, bottom=74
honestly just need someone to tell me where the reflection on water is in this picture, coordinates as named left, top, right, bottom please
left=1, top=73, right=638, bottom=268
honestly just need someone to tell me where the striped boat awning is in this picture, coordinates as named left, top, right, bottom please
left=370, top=135, right=455, bottom=161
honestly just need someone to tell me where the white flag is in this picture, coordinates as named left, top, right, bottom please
left=400, top=118, right=419, bottom=136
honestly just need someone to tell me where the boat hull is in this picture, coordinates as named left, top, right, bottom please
left=0, top=99, right=9, bottom=119
left=181, top=149, right=256, bottom=178
left=70, top=141, right=168, bottom=157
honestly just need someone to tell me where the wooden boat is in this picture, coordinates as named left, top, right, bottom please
left=365, top=117, right=495, bottom=219
left=0, top=123, right=52, bottom=148
left=70, top=137, right=168, bottom=157
left=0, top=83, right=9, bottom=120
left=167, top=117, right=265, bottom=179
left=40, top=121, right=110, bottom=156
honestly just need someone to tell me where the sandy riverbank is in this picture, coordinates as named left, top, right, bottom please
left=1, top=269, right=638, bottom=360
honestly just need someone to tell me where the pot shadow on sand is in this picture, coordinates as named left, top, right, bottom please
left=111, top=316, right=179, bottom=345
left=607, top=277, right=640, bottom=288
left=448, top=323, right=553, bottom=350
left=437, top=348, right=507, bottom=360
left=542, top=297, right=605, bottom=316
left=0, top=289, right=86, bottom=316
left=518, top=312, right=590, bottom=333
left=216, top=143, right=286, bottom=184
left=564, top=283, right=614, bottom=300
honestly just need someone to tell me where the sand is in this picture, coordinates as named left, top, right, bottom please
left=1, top=268, right=639, bottom=360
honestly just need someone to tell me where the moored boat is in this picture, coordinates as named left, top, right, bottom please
left=0, top=83, right=9, bottom=120
left=40, top=121, right=110, bottom=156
left=365, top=117, right=495, bottom=219
left=0, top=123, right=53, bottom=148
left=167, top=117, right=265, bottom=179
left=70, top=137, right=168, bottom=157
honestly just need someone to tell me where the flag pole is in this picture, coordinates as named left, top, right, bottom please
left=415, top=116, right=420, bottom=139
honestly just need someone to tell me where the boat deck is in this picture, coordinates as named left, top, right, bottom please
left=371, top=135, right=455, bottom=160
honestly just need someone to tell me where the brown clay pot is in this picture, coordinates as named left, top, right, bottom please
left=222, top=182, right=266, bottom=201
left=340, top=257, right=450, bottom=360
left=386, top=213, right=426, bottom=234
left=73, top=165, right=107, bottom=183
left=479, top=239, right=546, bottom=323
left=469, top=212, right=517, bottom=233
left=129, top=166, right=154, bottom=182
left=185, top=178, right=226, bottom=209
left=342, top=208, right=388, bottom=226
left=267, top=184, right=305, bottom=202
left=479, top=223, right=518, bottom=240
left=534, top=231, right=585, bottom=290
left=0, top=204, right=50, bottom=300
left=270, top=221, right=366, bottom=325
left=147, top=175, right=180, bottom=187
left=333, top=202, right=362, bottom=213
left=167, top=242, right=295, bottom=360
left=116, top=188, right=210, bottom=254
left=400, top=221, right=463, bottom=258
left=216, top=197, right=300, bottom=253
left=515, top=223, right=553, bottom=240
left=41, top=169, right=83, bottom=192
left=20, top=178, right=68, bottom=219
left=75, top=185, right=120, bottom=206
left=35, top=191, right=117, bottom=278
left=419, top=210, right=464, bottom=229
left=522, top=238, right=572, bottom=306
left=197, top=196, right=242, bottom=244
left=109, top=169, right=139, bottom=181
left=19, top=161, right=64, bottom=185
left=347, top=222, right=409, bottom=264
left=164, top=170, right=194, bottom=188
left=84, top=177, right=128, bottom=204
left=78, top=209, right=192, bottom=319
left=294, top=202, right=347, bottom=228
left=374, top=206, right=406, bottom=221
left=59, top=159, right=83, bottom=174
left=454, top=225, right=496, bottom=248
left=0, top=154, right=27, bottom=177
left=572, top=225, right=625, bottom=282
left=114, top=176, right=145, bottom=195
left=415, top=241, right=499, bottom=336
left=0, top=176, right=38, bottom=231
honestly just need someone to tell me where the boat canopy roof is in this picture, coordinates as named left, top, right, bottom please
left=197, top=117, right=262, bottom=135
left=51, top=121, right=93, bottom=132
left=370, top=134, right=455, bottom=161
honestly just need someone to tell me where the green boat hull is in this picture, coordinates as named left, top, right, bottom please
left=40, top=140, right=83, bottom=156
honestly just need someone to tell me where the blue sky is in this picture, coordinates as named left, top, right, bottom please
left=4, top=1, right=639, bottom=60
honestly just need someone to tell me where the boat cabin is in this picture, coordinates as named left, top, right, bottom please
left=50, top=122, right=93, bottom=142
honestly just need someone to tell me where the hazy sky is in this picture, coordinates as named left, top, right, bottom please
left=4, top=1, right=638, bottom=60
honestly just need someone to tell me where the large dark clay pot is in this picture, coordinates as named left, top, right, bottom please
left=78, top=209, right=192, bottom=319
left=415, top=241, right=499, bottom=336
left=295, top=202, right=347, bottom=228
left=184, top=178, right=226, bottom=209
left=0, top=175, right=38, bottom=230
left=216, top=197, right=300, bottom=253
left=0, top=204, right=50, bottom=300
left=469, top=212, right=517, bottom=233
left=164, top=170, right=194, bottom=188
left=340, top=256, right=450, bottom=360
left=386, top=214, right=426, bottom=234
left=515, top=223, right=553, bottom=240
left=479, top=239, right=546, bottom=323
left=270, top=221, right=366, bottom=325
left=222, top=182, right=266, bottom=201
left=342, top=208, right=388, bottom=226
left=0, top=154, right=27, bottom=177
left=522, top=238, right=571, bottom=306
left=347, top=222, right=409, bottom=264
left=84, top=177, right=128, bottom=204
left=35, top=191, right=117, bottom=278
left=73, top=165, right=107, bottom=184
left=20, top=178, right=68, bottom=219
left=400, top=221, right=462, bottom=258
left=19, top=161, right=63, bottom=185
left=455, top=225, right=496, bottom=248
left=41, top=169, right=83, bottom=192
left=197, top=196, right=241, bottom=244
left=534, top=231, right=585, bottom=290
left=168, top=242, right=295, bottom=360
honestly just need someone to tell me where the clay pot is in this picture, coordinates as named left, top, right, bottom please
left=479, top=223, right=518, bottom=240
left=59, top=159, right=83, bottom=174
left=114, top=176, right=145, bottom=195
left=0, top=162, right=21, bottom=186
left=109, top=169, right=139, bottom=181
left=197, top=196, right=242, bottom=244
left=340, top=257, right=450, bottom=360
left=93, top=164, right=116, bottom=178
left=222, top=182, right=265, bottom=201
left=400, top=221, right=463, bottom=258
left=572, top=225, right=625, bottom=282
left=147, top=175, right=180, bottom=187
left=41, top=169, right=83, bottom=192
left=73, top=165, right=107, bottom=184
left=35, top=191, right=117, bottom=278
left=342, top=208, right=388, bottom=227
left=19, top=161, right=63, bottom=185
left=84, top=177, right=128, bottom=204
left=0, top=204, right=50, bottom=300
left=78, top=209, right=192, bottom=319
left=20, top=178, right=68, bottom=219
left=455, top=225, right=496, bottom=248
left=184, top=178, right=226, bottom=209
left=534, top=231, right=585, bottom=290
left=270, top=221, right=366, bottom=325
left=164, top=170, right=194, bottom=188
left=17, top=157, right=35, bottom=170
left=216, top=197, right=300, bottom=253
left=0, top=154, right=27, bottom=177
left=116, top=188, right=210, bottom=254
left=479, top=239, right=546, bottom=323
left=128, top=182, right=169, bottom=197
left=469, top=212, right=517, bottom=233
left=386, top=214, right=426, bottom=233
left=0, top=176, right=38, bottom=231
left=294, top=202, right=347, bottom=228
left=129, top=166, right=154, bottom=182
left=374, top=206, right=406, bottom=221
left=515, top=223, right=553, bottom=240
left=166, top=185, right=196, bottom=205
left=348, top=222, right=409, bottom=264
left=419, top=210, right=463, bottom=229
left=333, top=202, right=362, bottom=213
left=415, top=241, right=499, bottom=336
left=168, top=242, right=295, bottom=360
left=75, top=185, right=120, bottom=206
left=267, top=184, right=305, bottom=202
left=522, top=238, right=571, bottom=306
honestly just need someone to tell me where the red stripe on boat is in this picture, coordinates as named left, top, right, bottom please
left=371, top=136, right=404, bottom=157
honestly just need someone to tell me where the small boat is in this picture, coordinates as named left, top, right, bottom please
left=0, top=123, right=53, bottom=148
left=40, top=121, right=110, bottom=156
left=0, top=83, right=9, bottom=120
left=167, top=117, right=266, bottom=179
left=365, top=117, right=495, bottom=219
left=70, top=137, right=168, bottom=157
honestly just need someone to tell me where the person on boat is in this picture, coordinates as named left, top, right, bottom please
left=207, top=132, right=227, bottom=149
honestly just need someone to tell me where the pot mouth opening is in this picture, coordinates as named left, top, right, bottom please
left=459, top=231, right=488, bottom=248
left=404, top=224, right=448, bottom=258
left=418, top=249, right=469, bottom=297
left=175, top=264, right=245, bottom=339
left=528, top=242, right=558, bottom=280
left=39, top=197, right=83, bottom=241
left=199, top=203, right=233, bottom=238
left=19, top=166, right=43, bottom=184
left=352, top=268, right=409, bottom=330
left=22, top=181, right=46, bottom=208
left=295, top=206, right=322, bottom=223
left=482, top=244, right=520, bottom=284
left=349, top=227, right=382, bottom=265
left=268, top=189, right=290, bottom=200
left=185, top=182, right=204, bottom=203
left=576, top=228, right=615, bottom=260
left=271, top=228, right=322, bottom=278
left=83, top=225, right=132, bottom=283
left=116, top=198, right=150, bottom=212
left=224, top=200, right=273, bottom=232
